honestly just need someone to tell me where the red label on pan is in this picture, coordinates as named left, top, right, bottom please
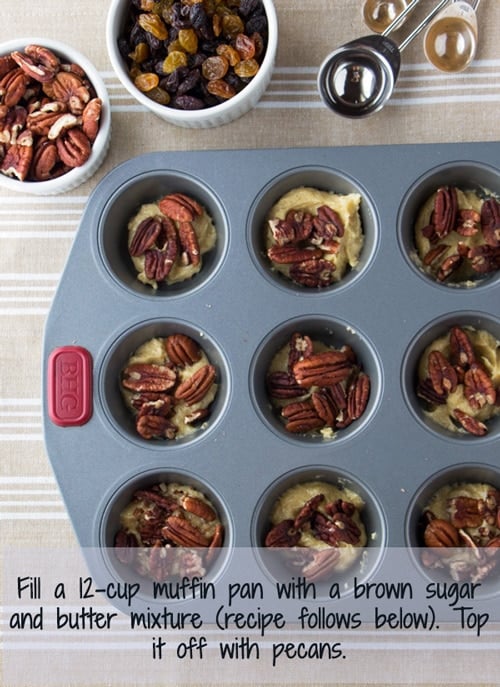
left=48, top=346, right=93, bottom=427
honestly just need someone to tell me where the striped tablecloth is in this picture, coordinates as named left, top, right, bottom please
left=1, top=1, right=499, bottom=685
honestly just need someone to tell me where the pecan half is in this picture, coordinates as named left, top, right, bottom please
left=0, top=129, right=33, bottom=180
left=455, top=209, right=481, bottom=236
left=281, top=400, right=325, bottom=433
left=311, top=205, right=345, bottom=241
left=265, top=519, right=300, bottom=547
left=129, top=216, right=162, bottom=256
left=289, top=258, right=336, bottom=287
left=12, top=45, right=59, bottom=83
left=0, top=68, right=29, bottom=108
left=449, top=496, right=484, bottom=529
left=266, top=371, right=305, bottom=399
left=311, top=389, right=338, bottom=426
left=481, top=198, right=500, bottom=247
left=122, top=363, right=177, bottom=392
left=288, top=332, right=314, bottom=372
left=464, top=363, right=496, bottom=410
left=180, top=495, right=216, bottom=521
left=313, top=511, right=361, bottom=546
left=136, top=407, right=177, bottom=440
left=424, top=518, right=460, bottom=547
left=165, top=333, right=201, bottom=366
left=302, top=548, right=341, bottom=582
left=293, top=350, right=352, bottom=387
left=428, top=349, right=458, bottom=396
left=158, top=192, right=203, bottom=222
left=469, top=244, right=500, bottom=274
left=174, top=364, right=216, bottom=405
left=162, top=515, right=210, bottom=547
left=56, top=127, right=91, bottom=167
left=293, top=494, right=324, bottom=530
left=177, top=220, right=201, bottom=266
left=453, top=408, right=487, bottom=436
left=81, top=97, right=102, bottom=142
left=449, top=326, right=476, bottom=369
left=433, top=186, right=458, bottom=239
left=114, top=529, right=139, bottom=565
left=346, top=371, right=370, bottom=421
left=44, top=70, right=91, bottom=115
left=267, top=244, right=323, bottom=264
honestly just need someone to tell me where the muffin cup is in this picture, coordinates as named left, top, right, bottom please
left=397, top=160, right=500, bottom=290
left=95, top=466, right=234, bottom=607
left=98, top=318, right=231, bottom=448
left=401, top=311, right=500, bottom=443
left=247, top=165, right=379, bottom=295
left=251, top=465, right=387, bottom=597
left=96, top=169, right=228, bottom=299
left=0, top=37, right=111, bottom=195
left=405, top=462, right=500, bottom=597
left=249, top=314, right=383, bottom=444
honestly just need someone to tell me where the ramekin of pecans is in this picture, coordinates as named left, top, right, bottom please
left=106, top=0, right=278, bottom=128
left=0, top=37, right=111, bottom=195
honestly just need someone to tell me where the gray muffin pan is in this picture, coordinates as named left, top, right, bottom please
left=42, top=143, right=500, bottom=602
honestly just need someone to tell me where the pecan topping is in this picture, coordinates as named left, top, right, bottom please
left=267, top=332, right=370, bottom=436
left=449, top=496, right=484, bottom=529
left=347, top=371, right=371, bottom=421
left=180, top=495, right=217, bottom=522
left=162, top=515, right=211, bottom=547
left=165, top=333, right=201, bottom=367
left=177, top=220, right=201, bottom=266
left=293, top=350, right=353, bottom=387
left=423, top=518, right=460, bottom=547
left=433, top=186, right=458, bottom=238
left=313, top=511, right=361, bottom=546
left=174, top=364, right=216, bottom=405
left=289, top=258, right=336, bottom=288
left=129, top=217, right=162, bottom=256
left=267, top=245, right=323, bottom=264
left=428, top=349, right=458, bottom=396
left=453, top=409, right=487, bottom=436
left=456, top=209, right=481, bottom=236
left=469, top=244, right=500, bottom=274
left=122, top=363, right=177, bottom=392
left=114, top=530, right=139, bottom=565
left=265, top=519, right=301, bottom=548
left=294, top=494, right=325, bottom=530
left=266, top=195, right=362, bottom=288
left=281, top=400, right=325, bottom=433
left=158, top=192, right=203, bottom=222
left=481, top=198, right=500, bottom=247
left=464, top=363, right=496, bottom=410
left=449, top=326, right=476, bottom=368
left=266, top=371, right=305, bottom=399
left=302, top=548, right=341, bottom=581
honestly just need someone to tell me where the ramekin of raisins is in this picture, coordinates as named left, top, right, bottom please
left=106, top=0, right=278, bottom=128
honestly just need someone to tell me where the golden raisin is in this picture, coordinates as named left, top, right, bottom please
left=128, top=42, right=150, bottom=64
left=147, top=86, right=171, bottom=105
left=138, top=13, right=169, bottom=40
left=134, top=72, right=160, bottom=92
left=162, top=50, right=188, bottom=74
left=234, top=58, right=259, bottom=78
left=221, top=13, right=244, bottom=39
left=206, top=78, right=236, bottom=99
left=201, top=55, right=229, bottom=81
left=178, top=28, right=198, bottom=54
left=216, top=43, right=241, bottom=66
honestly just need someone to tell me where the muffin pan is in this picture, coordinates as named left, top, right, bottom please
left=42, top=142, right=500, bottom=606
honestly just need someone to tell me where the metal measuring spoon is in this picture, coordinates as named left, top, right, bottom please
left=317, top=0, right=450, bottom=118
